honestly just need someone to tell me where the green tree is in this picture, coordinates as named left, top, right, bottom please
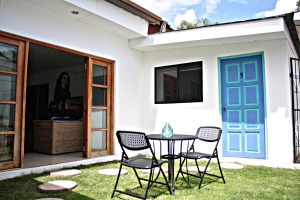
left=177, top=20, right=200, bottom=30
left=296, top=0, right=300, bottom=11
left=177, top=18, right=212, bottom=30
left=199, top=18, right=211, bottom=26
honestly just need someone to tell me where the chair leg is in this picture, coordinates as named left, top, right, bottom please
left=175, top=157, right=181, bottom=181
left=151, top=170, right=160, bottom=184
left=132, top=168, right=143, bottom=188
left=111, top=164, right=123, bottom=198
left=175, top=157, right=193, bottom=187
left=216, top=155, right=226, bottom=183
left=159, top=166, right=172, bottom=195
left=175, top=161, right=181, bottom=181
left=175, top=157, right=185, bottom=181
left=143, top=169, right=154, bottom=200
left=198, top=158, right=214, bottom=189
left=185, top=157, right=191, bottom=186
left=195, top=159, right=202, bottom=177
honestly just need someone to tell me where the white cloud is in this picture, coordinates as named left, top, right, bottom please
left=131, top=0, right=221, bottom=28
left=131, top=0, right=205, bottom=28
left=227, top=0, right=248, bottom=4
left=254, top=11, right=267, bottom=18
left=256, top=0, right=297, bottom=17
left=131, top=0, right=204, bottom=16
left=205, top=0, right=221, bottom=14
left=174, top=9, right=198, bottom=27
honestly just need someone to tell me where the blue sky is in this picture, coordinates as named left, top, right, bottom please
left=131, top=0, right=298, bottom=29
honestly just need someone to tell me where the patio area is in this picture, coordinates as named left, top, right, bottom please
left=0, top=153, right=118, bottom=181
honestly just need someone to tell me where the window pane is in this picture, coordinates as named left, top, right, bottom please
left=93, top=65, right=107, bottom=85
left=155, top=67, right=177, bottom=103
left=92, top=109, right=106, bottom=128
left=92, top=87, right=106, bottom=106
left=0, top=74, right=16, bottom=101
left=0, top=104, right=15, bottom=131
left=0, top=42, right=17, bottom=72
left=92, top=131, right=106, bottom=151
left=155, top=61, right=203, bottom=103
left=0, top=134, right=14, bottom=162
left=178, top=63, right=203, bottom=102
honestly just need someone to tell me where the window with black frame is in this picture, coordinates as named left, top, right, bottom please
left=155, top=61, right=203, bottom=104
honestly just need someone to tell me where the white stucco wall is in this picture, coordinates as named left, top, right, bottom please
left=0, top=0, right=145, bottom=155
left=0, top=0, right=298, bottom=167
left=141, top=39, right=295, bottom=165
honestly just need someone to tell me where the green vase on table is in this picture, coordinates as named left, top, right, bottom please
left=161, top=122, right=174, bottom=138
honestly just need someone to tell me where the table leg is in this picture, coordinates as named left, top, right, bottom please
left=168, top=140, right=175, bottom=195
left=168, top=158, right=175, bottom=195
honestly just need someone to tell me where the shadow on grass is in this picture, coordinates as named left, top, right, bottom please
left=113, top=173, right=224, bottom=199
left=175, top=172, right=225, bottom=190
left=0, top=173, right=94, bottom=200
left=124, top=186, right=167, bottom=198
left=113, top=182, right=171, bottom=199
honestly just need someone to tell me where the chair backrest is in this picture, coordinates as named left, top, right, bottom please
left=196, top=126, right=222, bottom=142
left=116, top=130, right=151, bottom=151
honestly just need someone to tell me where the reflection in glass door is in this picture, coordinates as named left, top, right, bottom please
left=85, top=58, right=113, bottom=157
left=0, top=36, right=25, bottom=170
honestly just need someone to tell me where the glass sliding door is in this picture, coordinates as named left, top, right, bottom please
left=0, top=36, right=25, bottom=170
left=84, top=58, right=113, bottom=157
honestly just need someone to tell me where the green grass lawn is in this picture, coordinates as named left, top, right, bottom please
left=0, top=160, right=299, bottom=200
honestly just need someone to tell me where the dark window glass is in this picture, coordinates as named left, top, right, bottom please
left=0, top=74, right=16, bottom=101
left=0, top=42, right=17, bottom=72
left=155, top=61, right=203, bottom=103
left=0, top=134, right=14, bottom=163
left=0, top=104, right=15, bottom=131
left=92, top=87, right=106, bottom=106
left=93, top=65, right=107, bottom=85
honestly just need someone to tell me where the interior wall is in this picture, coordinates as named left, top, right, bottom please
left=27, top=64, right=85, bottom=105
left=141, top=39, right=295, bottom=165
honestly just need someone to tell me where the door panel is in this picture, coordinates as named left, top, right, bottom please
left=84, top=58, right=113, bottom=158
left=0, top=36, right=25, bottom=170
left=221, top=54, right=265, bottom=159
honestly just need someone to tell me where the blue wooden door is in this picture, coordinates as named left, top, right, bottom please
left=220, top=54, right=266, bottom=159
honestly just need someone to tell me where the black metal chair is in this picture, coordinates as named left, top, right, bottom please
left=175, top=126, right=225, bottom=189
left=111, top=131, right=171, bottom=200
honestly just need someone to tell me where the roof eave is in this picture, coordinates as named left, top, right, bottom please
left=104, top=0, right=162, bottom=25
left=130, top=17, right=288, bottom=51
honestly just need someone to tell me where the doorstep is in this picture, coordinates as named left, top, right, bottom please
left=0, top=155, right=118, bottom=181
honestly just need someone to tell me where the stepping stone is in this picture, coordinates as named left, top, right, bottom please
left=221, top=163, right=244, bottom=169
left=38, top=180, right=77, bottom=193
left=182, top=166, right=212, bottom=172
left=140, top=167, right=168, bottom=173
left=50, top=169, right=81, bottom=177
left=98, top=168, right=128, bottom=176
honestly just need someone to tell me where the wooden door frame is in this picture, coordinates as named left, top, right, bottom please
left=0, top=35, right=26, bottom=170
left=85, top=58, right=114, bottom=158
left=0, top=31, right=114, bottom=169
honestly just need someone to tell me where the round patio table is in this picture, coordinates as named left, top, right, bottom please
left=147, top=134, right=197, bottom=195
